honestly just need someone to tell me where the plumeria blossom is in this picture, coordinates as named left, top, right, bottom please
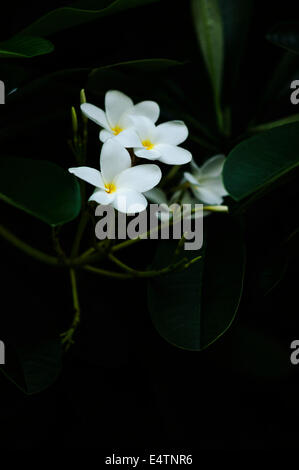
left=145, top=187, right=205, bottom=220
left=80, top=90, right=160, bottom=148
left=69, top=140, right=161, bottom=214
left=183, top=154, right=228, bottom=205
left=131, top=116, right=192, bottom=165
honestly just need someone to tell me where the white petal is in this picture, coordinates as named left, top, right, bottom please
left=144, top=187, right=168, bottom=204
left=134, top=148, right=161, bottom=160
left=155, top=144, right=192, bottom=165
left=184, top=171, right=200, bottom=186
left=188, top=173, right=227, bottom=204
left=192, top=186, right=224, bottom=205
left=113, top=188, right=148, bottom=214
left=132, top=101, right=160, bottom=123
left=80, top=103, right=109, bottom=130
left=105, top=90, right=134, bottom=128
left=113, top=128, right=142, bottom=147
left=68, top=166, right=104, bottom=188
left=100, top=139, right=131, bottom=184
left=200, top=154, right=226, bottom=177
left=190, top=159, right=202, bottom=177
left=156, top=120, right=188, bottom=145
left=88, top=189, right=115, bottom=205
left=130, top=115, right=158, bottom=142
left=99, top=129, right=113, bottom=142
left=115, top=164, right=162, bottom=192
left=200, top=176, right=228, bottom=197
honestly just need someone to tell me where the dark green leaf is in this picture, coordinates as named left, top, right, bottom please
left=0, top=35, right=54, bottom=58
left=249, top=113, right=299, bottom=133
left=90, top=58, right=185, bottom=74
left=223, top=122, right=299, bottom=201
left=1, top=338, right=62, bottom=394
left=148, top=216, right=245, bottom=351
left=87, top=58, right=185, bottom=100
left=218, top=0, right=253, bottom=101
left=267, top=22, right=299, bottom=54
left=0, top=157, right=81, bottom=226
left=191, top=0, right=223, bottom=105
left=20, top=0, right=160, bottom=37
left=257, top=253, right=288, bottom=297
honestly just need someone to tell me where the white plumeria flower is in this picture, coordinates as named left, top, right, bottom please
left=80, top=90, right=160, bottom=148
left=131, top=116, right=192, bottom=165
left=69, top=140, right=161, bottom=214
left=184, top=154, right=228, bottom=205
left=145, top=187, right=205, bottom=220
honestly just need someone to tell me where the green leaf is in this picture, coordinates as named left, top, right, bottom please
left=191, top=0, right=223, bottom=107
left=0, top=157, right=81, bottom=226
left=20, top=0, right=160, bottom=37
left=0, top=35, right=54, bottom=58
left=87, top=58, right=185, bottom=99
left=1, top=338, right=62, bottom=394
left=267, top=22, right=299, bottom=54
left=257, top=254, right=288, bottom=297
left=218, top=0, right=253, bottom=100
left=90, top=57, right=185, bottom=74
left=249, top=113, right=299, bottom=133
left=223, top=122, right=299, bottom=201
left=148, top=216, right=245, bottom=351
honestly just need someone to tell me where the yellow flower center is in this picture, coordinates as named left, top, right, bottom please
left=111, top=125, right=123, bottom=136
left=105, top=183, right=116, bottom=194
left=142, top=139, right=154, bottom=150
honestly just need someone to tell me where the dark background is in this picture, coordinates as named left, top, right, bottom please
left=0, top=0, right=299, bottom=452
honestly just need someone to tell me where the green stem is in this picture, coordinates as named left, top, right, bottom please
left=61, top=268, right=81, bottom=349
left=71, top=209, right=89, bottom=258
left=95, top=253, right=201, bottom=278
left=52, top=226, right=67, bottom=261
left=200, top=205, right=229, bottom=213
left=0, top=223, right=141, bottom=272
left=0, top=224, right=60, bottom=266
left=83, top=261, right=183, bottom=279
left=214, top=90, right=224, bottom=135
left=83, top=264, right=133, bottom=279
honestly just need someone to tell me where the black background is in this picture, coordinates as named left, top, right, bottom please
left=0, top=0, right=299, bottom=453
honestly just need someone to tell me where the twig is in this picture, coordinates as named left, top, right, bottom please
left=60, top=268, right=81, bottom=350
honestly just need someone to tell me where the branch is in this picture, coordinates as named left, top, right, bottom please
left=61, top=268, right=81, bottom=350
left=84, top=253, right=202, bottom=279
left=0, top=224, right=60, bottom=266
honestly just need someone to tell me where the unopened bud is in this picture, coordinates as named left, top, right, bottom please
left=71, top=106, right=78, bottom=135
left=80, top=88, right=86, bottom=104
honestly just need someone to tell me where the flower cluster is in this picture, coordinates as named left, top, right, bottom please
left=69, top=90, right=227, bottom=213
